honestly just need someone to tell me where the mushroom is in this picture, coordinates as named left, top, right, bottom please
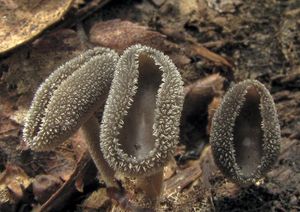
left=23, top=47, right=119, bottom=187
left=100, top=44, right=184, bottom=208
left=210, top=80, right=281, bottom=185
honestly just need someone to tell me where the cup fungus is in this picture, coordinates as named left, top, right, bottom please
left=210, top=80, right=281, bottom=185
left=100, top=44, right=184, bottom=208
left=23, top=47, right=119, bottom=187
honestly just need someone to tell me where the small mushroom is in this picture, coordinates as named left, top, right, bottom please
left=100, top=44, right=184, bottom=208
left=23, top=47, right=119, bottom=187
left=210, top=80, right=281, bottom=185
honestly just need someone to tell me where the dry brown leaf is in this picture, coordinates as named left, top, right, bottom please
left=32, top=174, right=63, bottom=204
left=0, top=0, right=73, bottom=54
left=2, top=29, right=85, bottom=97
left=0, top=164, right=31, bottom=203
left=89, top=19, right=166, bottom=52
left=89, top=19, right=191, bottom=70
left=42, top=145, right=76, bottom=182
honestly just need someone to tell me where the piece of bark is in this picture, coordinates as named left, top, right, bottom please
left=163, top=146, right=217, bottom=198
left=182, top=73, right=225, bottom=132
left=184, top=73, right=225, bottom=101
left=180, top=74, right=226, bottom=152
left=164, top=164, right=202, bottom=195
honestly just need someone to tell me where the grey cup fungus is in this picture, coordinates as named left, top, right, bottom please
left=100, top=44, right=184, bottom=177
left=23, top=47, right=118, bottom=151
left=23, top=47, right=119, bottom=187
left=100, top=44, right=184, bottom=207
left=210, top=80, right=281, bottom=185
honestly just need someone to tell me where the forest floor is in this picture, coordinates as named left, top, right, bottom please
left=0, top=0, right=299, bottom=211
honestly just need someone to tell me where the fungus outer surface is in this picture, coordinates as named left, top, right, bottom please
left=23, top=48, right=119, bottom=151
left=100, top=44, right=184, bottom=176
left=210, top=80, right=281, bottom=185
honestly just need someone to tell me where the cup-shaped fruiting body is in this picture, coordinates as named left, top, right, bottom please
left=23, top=47, right=119, bottom=151
left=210, top=80, right=281, bottom=185
left=100, top=44, right=183, bottom=209
left=100, top=44, right=184, bottom=177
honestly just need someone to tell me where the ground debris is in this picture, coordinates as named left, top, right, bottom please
left=0, top=0, right=73, bottom=54
left=0, top=164, right=31, bottom=209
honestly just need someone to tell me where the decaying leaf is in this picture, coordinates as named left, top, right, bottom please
left=89, top=19, right=166, bottom=52
left=0, top=165, right=31, bottom=203
left=32, top=174, right=63, bottom=204
left=0, top=0, right=73, bottom=54
left=2, top=29, right=85, bottom=96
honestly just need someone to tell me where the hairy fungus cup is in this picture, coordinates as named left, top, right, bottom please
left=100, top=44, right=184, bottom=208
left=23, top=48, right=119, bottom=187
left=210, top=80, right=281, bottom=185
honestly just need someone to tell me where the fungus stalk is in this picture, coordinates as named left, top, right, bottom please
left=100, top=44, right=184, bottom=209
left=81, top=116, right=117, bottom=188
left=136, top=171, right=164, bottom=204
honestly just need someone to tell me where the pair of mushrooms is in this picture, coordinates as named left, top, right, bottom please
left=23, top=44, right=280, bottom=209
left=23, top=45, right=183, bottom=209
